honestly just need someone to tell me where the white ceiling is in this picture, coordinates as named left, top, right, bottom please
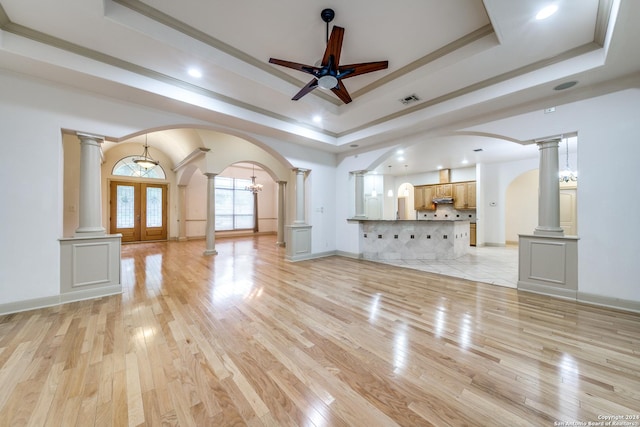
left=1, top=0, right=638, bottom=175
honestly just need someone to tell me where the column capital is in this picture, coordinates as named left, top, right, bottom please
left=350, top=170, right=369, bottom=176
left=536, top=138, right=561, bottom=149
left=292, top=168, right=310, bottom=174
left=276, top=180, right=287, bottom=185
left=76, top=132, right=105, bottom=144
left=204, top=172, right=218, bottom=179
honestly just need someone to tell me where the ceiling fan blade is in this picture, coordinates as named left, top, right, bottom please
left=322, top=26, right=345, bottom=68
left=331, top=80, right=352, bottom=104
left=292, top=79, right=319, bottom=100
left=269, top=58, right=319, bottom=75
left=338, top=61, right=389, bottom=79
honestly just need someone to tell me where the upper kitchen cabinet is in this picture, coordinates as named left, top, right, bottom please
left=453, top=181, right=476, bottom=210
left=435, top=184, right=453, bottom=198
left=414, top=185, right=436, bottom=211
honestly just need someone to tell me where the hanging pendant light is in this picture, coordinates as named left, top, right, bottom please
left=245, top=164, right=263, bottom=193
left=134, top=134, right=159, bottom=169
left=559, top=137, right=577, bottom=182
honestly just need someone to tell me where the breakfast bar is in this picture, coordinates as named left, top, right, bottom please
left=350, top=219, right=471, bottom=261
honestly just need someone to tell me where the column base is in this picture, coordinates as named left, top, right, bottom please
left=74, top=226, right=106, bottom=237
left=203, top=249, right=218, bottom=256
left=534, top=226, right=564, bottom=237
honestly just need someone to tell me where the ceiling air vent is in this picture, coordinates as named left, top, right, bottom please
left=399, top=94, right=420, bottom=105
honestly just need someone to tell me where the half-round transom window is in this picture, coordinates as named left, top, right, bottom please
left=112, top=156, right=166, bottom=179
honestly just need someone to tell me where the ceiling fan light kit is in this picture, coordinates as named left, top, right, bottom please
left=268, top=8, right=388, bottom=104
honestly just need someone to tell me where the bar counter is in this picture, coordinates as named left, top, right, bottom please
left=349, top=219, right=470, bottom=260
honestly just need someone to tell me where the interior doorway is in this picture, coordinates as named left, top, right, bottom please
left=109, top=181, right=168, bottom=242
left=560, top=187, right=578, bottom=235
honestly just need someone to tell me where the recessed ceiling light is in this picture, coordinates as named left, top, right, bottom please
left=536, top=4, right=558, bottom=20
left=397, top=156, right=405, bottom=162
left=188, top=68, right=203, bottom=78
left=437, top=165, right=443, bottom=170
left=473, top=148, right=484, bottom=152
left=396, top=149, right=404, bottom=155
left=554, top=81, right=578, bottom=91
left=312, top=115, right=322, bottom=123
left=350, top=144, right=359, bottom=148
left=461, top=159, right=469, bottom=165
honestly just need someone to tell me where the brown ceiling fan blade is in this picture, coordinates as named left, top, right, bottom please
left=331, top=80, right=352, bottom=104
left=322, top=26, right=345, bottom=67
left=338, top=61, right=389, bottom=79
left=269, top=58, right=319, bottom=75
left=292, top=79, right=319, bottom=100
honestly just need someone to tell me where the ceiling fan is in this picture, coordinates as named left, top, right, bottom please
left=268, top=8, right=388, bottom=104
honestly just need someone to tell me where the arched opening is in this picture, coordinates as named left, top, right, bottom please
left=182, top=162, right=278, bottom=239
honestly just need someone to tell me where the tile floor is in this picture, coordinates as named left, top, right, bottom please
left=379, top=244, right=519, bottom=288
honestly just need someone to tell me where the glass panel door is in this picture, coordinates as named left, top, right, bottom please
left=110, top=182, right=140, bottom=242
left=110, top=181, right=167, bottom=242
left=141, top=184, right=167, bottom=241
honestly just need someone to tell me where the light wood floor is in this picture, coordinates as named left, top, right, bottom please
left=1, top=236, right=639, bottom=426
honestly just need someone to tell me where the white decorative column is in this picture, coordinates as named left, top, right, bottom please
left=75, top=133, right=105, bottom=236
left=276, top=180, right=286, bottom=247
left=352, top=170, right=367, bottom=219
left=177, top=184, right=187, bottom=241
left=60, top=132, right=121, bottom=304
left=204, top=173, right=218, bottom=255
left=286, top=168, right=312, bottom=261
left=518, top=137, right=578, bottom=300
left=294, top=168, right=307, bottom=224
left=535, top=138, right=564, bottom=236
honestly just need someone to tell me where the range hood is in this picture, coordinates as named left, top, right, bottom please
left=433, top=169, right=454, bottom=203
left=433, top=197, right=454, bottom=204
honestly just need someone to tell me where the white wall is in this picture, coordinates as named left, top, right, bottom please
left=185, top=171, right=208, bottom=237
left=574, top=90, right=640, bottom=302
left=0, top=84, right=62, bottom=303
left=478, top=157, right=538, bottom=246
left=505, top=169, right=538, bottom=243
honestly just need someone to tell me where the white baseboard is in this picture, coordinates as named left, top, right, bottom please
left=0, top=285, right=122, bottom=316
left=578, top=292, right=640, bottom=313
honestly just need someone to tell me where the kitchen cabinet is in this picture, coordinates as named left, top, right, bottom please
left=453, top=181, right=476, bottom=210
left=414, top=185, right=435, bottom=211
left=435, top=184, right=452, bottom=198
left=470, top=223, right=476, bottom=246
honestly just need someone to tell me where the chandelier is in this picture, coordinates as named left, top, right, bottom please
left=133, top=134, right=159, bottom=169
left=245, top=164, right=263, bottom=193
left=559, top=137, right=577, bottom=182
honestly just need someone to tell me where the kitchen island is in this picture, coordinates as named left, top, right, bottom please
left=349, top=219, right=470, bottom=261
